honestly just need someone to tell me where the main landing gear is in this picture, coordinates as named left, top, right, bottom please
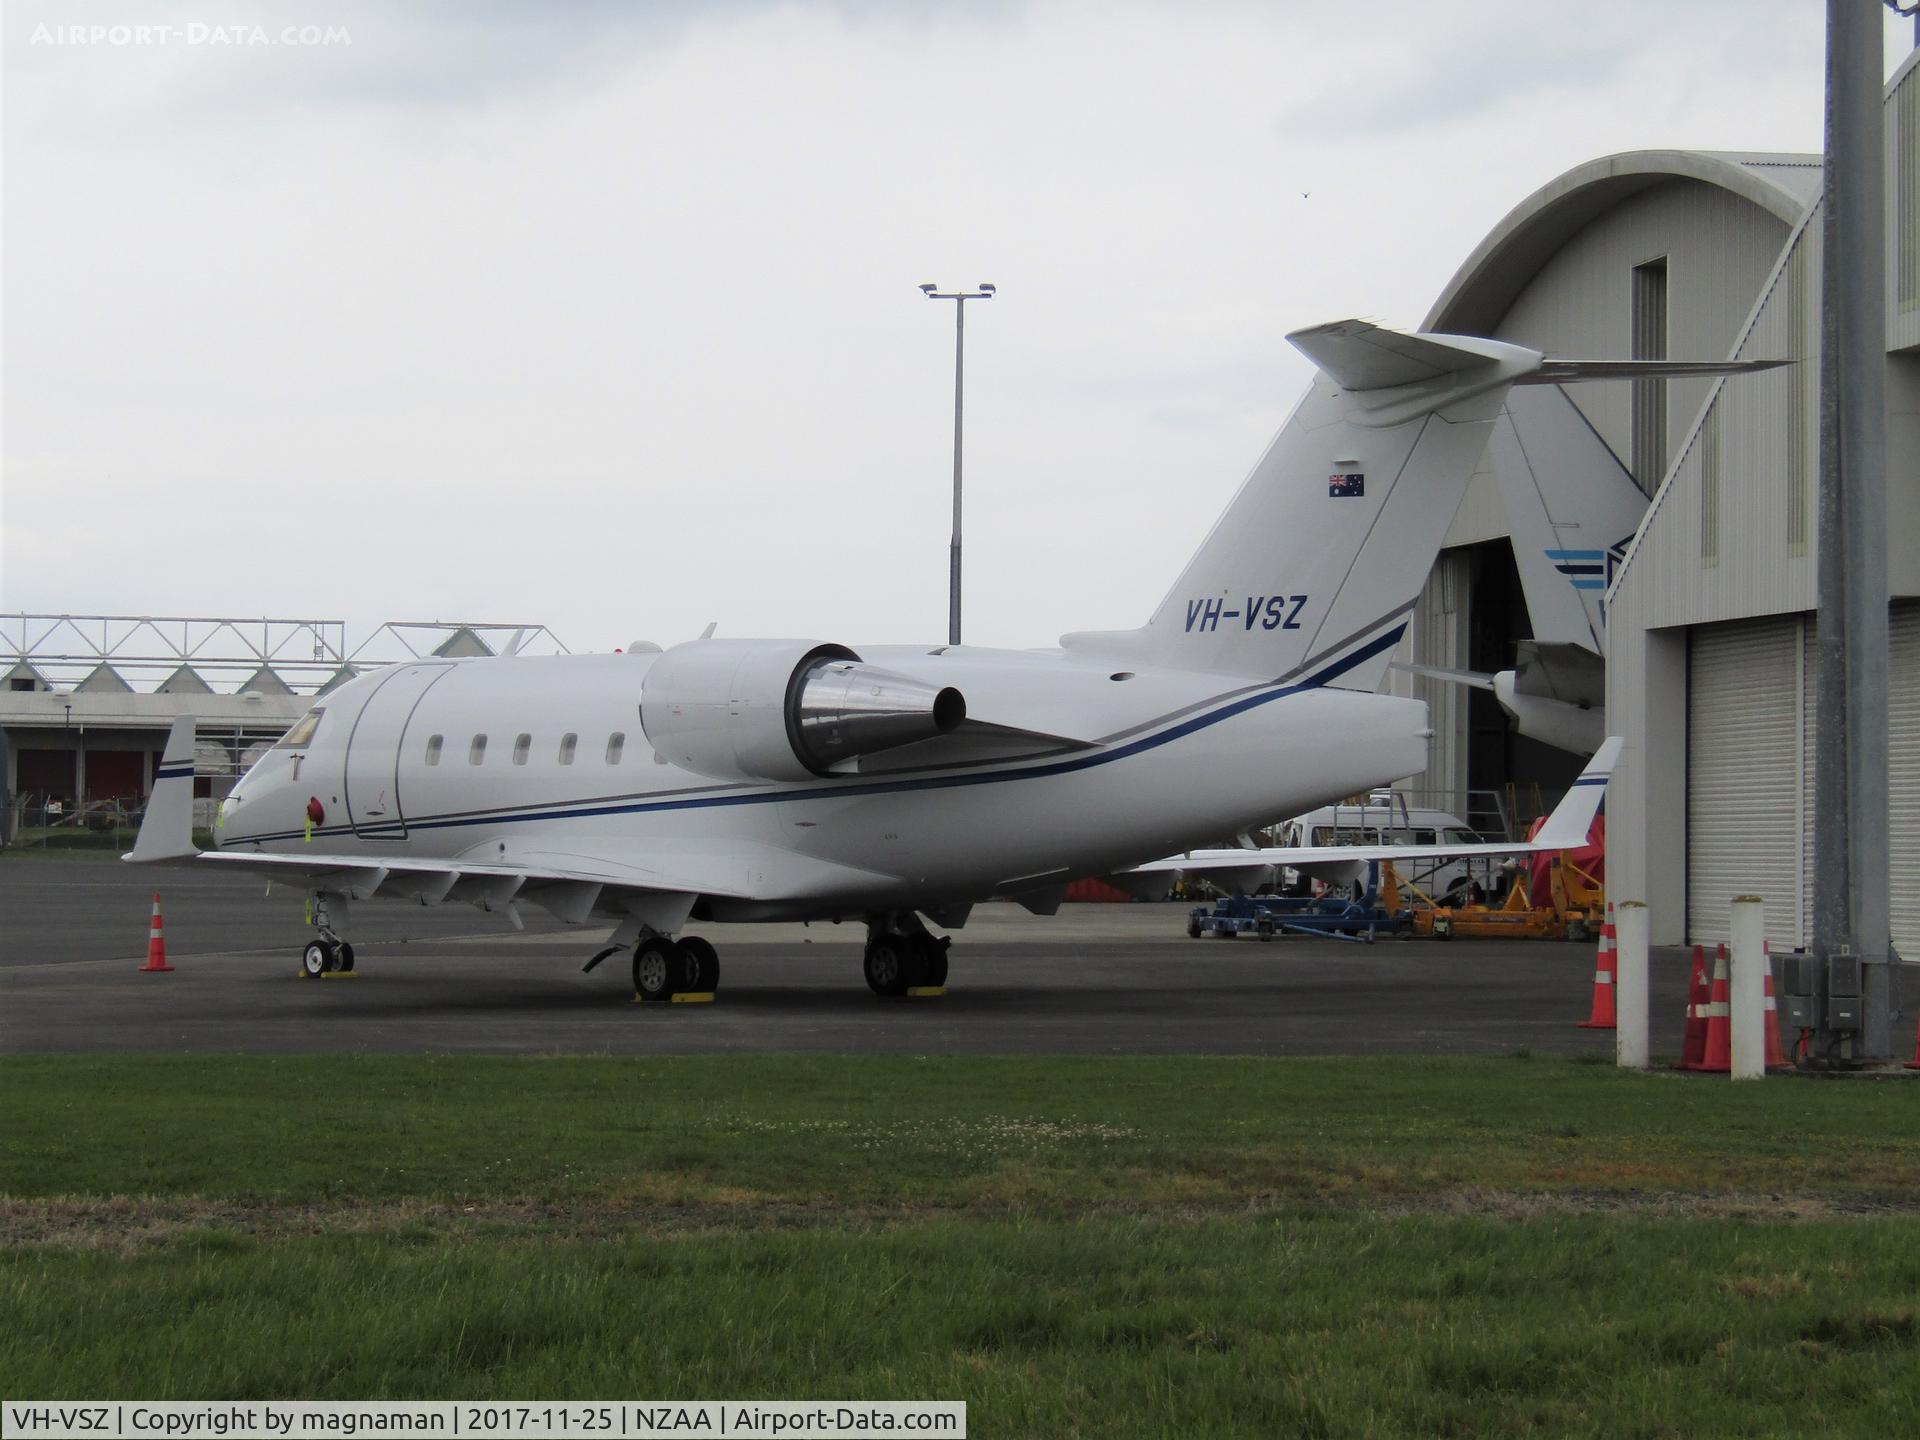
left=631, top=933, right=720, bottom=1004
left=300, top=891, right=356, bottom=978
left=862, top=914, right=950, bottom=998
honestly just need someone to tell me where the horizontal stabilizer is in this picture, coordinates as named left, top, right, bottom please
left=1517, top=358, right=1788, bottom=385
left=1286, top=319, right=1504, bottom=392
left=1390, top=661, right=1496, bottom=692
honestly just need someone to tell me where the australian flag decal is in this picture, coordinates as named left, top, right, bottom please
left=1328, top=472, right=1365, bottom=498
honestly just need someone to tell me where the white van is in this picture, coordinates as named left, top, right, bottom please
left=1274, top=801, right=1492, bottom=901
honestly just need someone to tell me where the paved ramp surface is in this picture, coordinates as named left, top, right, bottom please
left=2, top=855, right=1724, bottom=1057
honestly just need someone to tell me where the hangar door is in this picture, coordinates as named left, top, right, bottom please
left=1687, top=616, right=1805, bottom=948
left=1892, top=602, right=1918, bottom=959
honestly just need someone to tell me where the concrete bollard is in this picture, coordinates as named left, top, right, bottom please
left=1614, top=901, right=1649, bottom=1069
left=1729, top=896, right=1766, bottom=1081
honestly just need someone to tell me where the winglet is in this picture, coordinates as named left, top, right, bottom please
left=1530, top=736, right=1623, bottom=850
left=125, top=715, right=200, bottom=863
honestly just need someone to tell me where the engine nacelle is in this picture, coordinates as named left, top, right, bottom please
left=638, top=639, right=966, bottom=782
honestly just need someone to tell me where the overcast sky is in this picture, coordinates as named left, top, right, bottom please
left=3, top=1, right=1909, bottom=664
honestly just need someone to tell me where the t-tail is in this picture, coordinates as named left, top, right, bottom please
left=1061, top=319, right=1783, bottom=688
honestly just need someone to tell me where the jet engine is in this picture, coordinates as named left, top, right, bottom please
left=638, top=639, right=966, bottom=782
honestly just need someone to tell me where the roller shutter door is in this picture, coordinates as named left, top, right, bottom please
left=1688, top=617, right=1804, bottom=947
left=1893, top=602, right=1918, bottom=959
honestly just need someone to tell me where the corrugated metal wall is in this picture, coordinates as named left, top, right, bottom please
left=1889, top=51, right=1920, bottom=354
left=1686, top=616, right=1806, bottom=949
left=1892, top=602, right=1919, bottom=960
left=1610, top=206, right=1818, bottom=631
left=1441, top=178, right=1793, bottom=553
left=1393, top=550, right=1471, bottom=815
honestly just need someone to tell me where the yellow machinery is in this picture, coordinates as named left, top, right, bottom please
left=1384, top=854, right=1604, bottom=942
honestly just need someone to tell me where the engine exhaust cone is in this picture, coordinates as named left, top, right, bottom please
left=792, top=661, right=967, bottom=772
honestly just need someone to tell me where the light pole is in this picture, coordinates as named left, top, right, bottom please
left=920, top=281, right=995, bottom=646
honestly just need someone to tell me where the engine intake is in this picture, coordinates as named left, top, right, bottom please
left=639, top=639, right=966, bottom=782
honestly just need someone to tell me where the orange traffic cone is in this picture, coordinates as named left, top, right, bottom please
left=1577, top=903, right=1617, bottom=1029
left=1698, top=943, right=1731, bottom=1073
left=139, top=892, right=174, bottom=972
left=1676, top=944, right=1710, bottom=1070
left=1762, top=941, right=1788, bottom=1071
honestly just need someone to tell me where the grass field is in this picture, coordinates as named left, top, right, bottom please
left=5, top=1055, right=1919, bottom=1435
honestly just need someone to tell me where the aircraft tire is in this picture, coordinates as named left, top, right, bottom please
left=863, top=939, right=911, bottom=998
left=301, top=940, right=333, bottom=978
left=916, top=940, right=948, bottom=989
left=336, top=942, right=355, bottom=973
left=633, top=937, right=678, bottom=1003
left=679, top=936, right=720, bottom=992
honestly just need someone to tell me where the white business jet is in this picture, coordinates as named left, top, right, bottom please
left=128, top=320, right=1770, bottom=1000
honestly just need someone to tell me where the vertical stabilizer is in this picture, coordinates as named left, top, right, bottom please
left=126, top=715, right=199, bottom=863
left=1063, top=321, right=1543, bottom=686
left=1491, top=383, right=1648, bottom=654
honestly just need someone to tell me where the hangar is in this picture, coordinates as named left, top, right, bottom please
left=1393, top=51, right=1920, bottom=956
left=0, top=617, right=565, bottom=837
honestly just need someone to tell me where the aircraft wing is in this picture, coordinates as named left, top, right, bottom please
left=1128, top=737, right=1620, bottom=876
left=194, top=846, right=757, bottom=901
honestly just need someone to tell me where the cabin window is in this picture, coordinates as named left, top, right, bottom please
left=276, top=708, right=324, bottom=748
left=424, top=734, right=443, bottom=766
left=606, top=732, right=625, bottom=764
left=559, top=733, right=577, bottom=765
left=513, top=733, right=531, bottom=766
left=469, top=734, right=487, bottom=765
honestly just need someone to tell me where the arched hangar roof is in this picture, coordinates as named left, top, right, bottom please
left=1423, top=149, right=1819, bottom=336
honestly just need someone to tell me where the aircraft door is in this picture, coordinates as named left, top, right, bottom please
left=343, top=663, right=453, bottom=839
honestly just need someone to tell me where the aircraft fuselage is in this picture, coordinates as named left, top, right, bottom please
left=219, top=646, right=1428, bottom=921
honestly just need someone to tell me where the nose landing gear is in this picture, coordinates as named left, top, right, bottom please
left=299, top=891, right=356, bottom=979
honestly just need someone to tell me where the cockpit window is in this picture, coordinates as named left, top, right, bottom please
left=276, top=708, right=324, bottom=748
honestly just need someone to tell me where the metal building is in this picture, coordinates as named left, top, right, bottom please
left=0, top=616, right=567, bottom=840
left=1401, top=53, right=1920, bottom=956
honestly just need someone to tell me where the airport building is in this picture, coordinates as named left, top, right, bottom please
left=1394, top=49, right=1920, bottom=955
left=0, top=617, right=565, bottom=831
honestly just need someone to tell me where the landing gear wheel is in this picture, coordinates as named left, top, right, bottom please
left=301, top=940, right=334, bottom=978
left=863, top=938, right=911, bottom=998
left=678, top=936, right=719, bottom=992
left=335, top=942, right=356, bottom=973
left=633, top=937, right=678, bottom=1003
